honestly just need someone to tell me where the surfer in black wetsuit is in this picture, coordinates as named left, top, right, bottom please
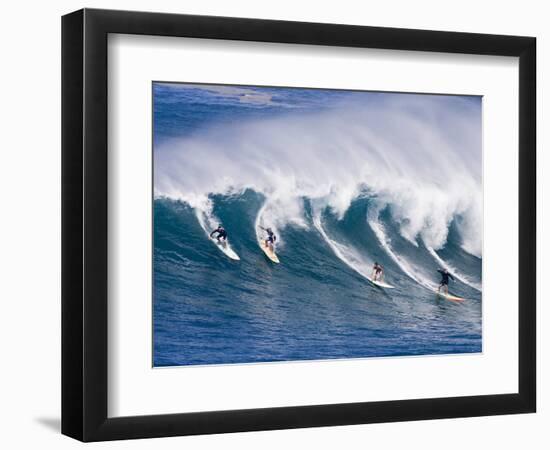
left=259, top=226, right=276, bottom=250
left=437, top=268, right=455, bottom=295
left=210, top=224, right=228, bottom=243
left=372, top=262, right=384, bottom=281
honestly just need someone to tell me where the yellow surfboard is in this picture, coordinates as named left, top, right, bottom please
left=436, top=291, right=465, bottom=302
left=259, top=239, right=280, bottom=263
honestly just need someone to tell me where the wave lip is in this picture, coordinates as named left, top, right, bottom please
left=427, top=246, right=481, bottom=292
left=156, top=191, right=483, bottom=297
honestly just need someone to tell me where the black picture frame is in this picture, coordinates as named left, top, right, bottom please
left=62, top=8, right=536, bottom=442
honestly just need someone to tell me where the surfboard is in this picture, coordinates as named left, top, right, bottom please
left=210, top=237, right=240, bottom=260
left=371, top=279, right=395, bottom=289
left=368, top=277, right=395, bottom=289
left=436, top=291, right=465, bottom=302
left=258, top=239, right=280, bottom=263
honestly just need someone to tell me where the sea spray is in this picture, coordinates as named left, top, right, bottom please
left=155, top=94, right=482, bottom=257
left=426, top=246, right=482, bottom=292
left=311, top=205, right=375, bottom=282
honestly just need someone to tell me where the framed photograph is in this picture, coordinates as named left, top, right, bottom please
left=62, top=9, right=536, bottom=441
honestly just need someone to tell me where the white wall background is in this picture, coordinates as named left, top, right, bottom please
left=0, top=1, right=545, bottom=448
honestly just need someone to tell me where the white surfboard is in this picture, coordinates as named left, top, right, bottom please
left=368, top=277, right=395, bottom=289
left=210, top=237, right=240, bottom=260
left=435, top=291, right=465, bottom=302
left=258, top=239, right=280, bottom=264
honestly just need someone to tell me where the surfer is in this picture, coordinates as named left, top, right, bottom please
left=259, top=226, right=276, bottom=250
left=437, top=268, right=455, bottom=295
left=210, top=224, right=228, bottom=243
left=372, top=262, right=384, bottom=281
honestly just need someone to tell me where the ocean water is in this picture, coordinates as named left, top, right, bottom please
left=153, top=83, right=482, bottom=367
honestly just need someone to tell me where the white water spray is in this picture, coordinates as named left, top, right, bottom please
left=426, top=247, right=482, bottom=292
left=367, top=215, right=437, bottom=290
left=155, top=92, right=482, bottom=258
left=193, top=198, right=240, bottom=259
left=312, top=208, right=376, bottom=282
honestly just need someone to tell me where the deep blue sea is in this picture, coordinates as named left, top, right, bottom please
left=153, top=83, right=482, bottom=367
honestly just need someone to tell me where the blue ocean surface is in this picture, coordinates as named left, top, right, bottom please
left=153, top=83, right=482, bottom=367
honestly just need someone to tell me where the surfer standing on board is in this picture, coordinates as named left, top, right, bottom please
left=259, top=226, right=276, bottom=251
left=437, top=268, right=455, bottom=295
left=210, top=224, right=228, bottom=243
left=372, top=262, right=384, bottom=281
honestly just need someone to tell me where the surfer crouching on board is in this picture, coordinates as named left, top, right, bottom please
left=437, top=268, right=455, bottom=295
left=259, top=226, right=276, bottom=251
left=372, top=262, right=384, bottom=281
left=210, top=224, right=228, bottom=243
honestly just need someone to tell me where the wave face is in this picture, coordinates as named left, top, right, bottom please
left=153, top=83, right=482, bottom=367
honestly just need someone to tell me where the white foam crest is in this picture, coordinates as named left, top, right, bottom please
left=454, top=202, right=483, bottom=257
left=311, top=206, right=375, bottom=281
left=194, top=200, right=239, bottom=258
left=194, top=200, right=216, bottom=235
left=155, top=94, right=482, bottom=252
left=253, top=199, right=297, bottom=249
left=426, top=247, right=482, bottom=292
left=367, top=209, right=437, bottom=291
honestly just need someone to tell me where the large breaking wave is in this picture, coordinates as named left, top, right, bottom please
left=154, top=93, right=482, bottom=293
